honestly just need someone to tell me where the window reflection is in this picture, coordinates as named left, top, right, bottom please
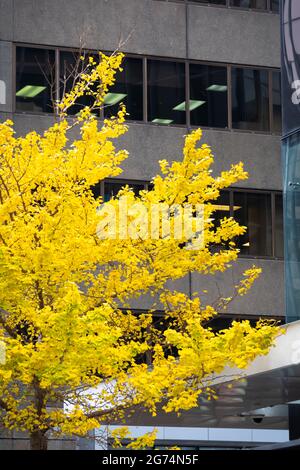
left=271, top=0, right=279, bottom=12
left=104, top=57, right=143, bottom=121
left=15, top=46, right=281, bottom=133
left=60, top=51, right=98, bottom=116
left=234, top=192, right=272, bottom=257
left=192, top=0, right=226, bottom=4
left=104, top=181, right=146, bottom=202
left=275, top=194, right=284, bottom=258
left=190, top=63, right=228, bottom=128
left=272, top=71, right=282, bottom=133
left=16, top=47, right=55, bottom=113
left=212, top=190, right=231, bottom=229
left=232, top=67, right=269, bottom=131
left=147, top=60, right=186, bottom=125
left=211, top=190, right=231, bottom=252
left=230, top=0, right=267, bottom=9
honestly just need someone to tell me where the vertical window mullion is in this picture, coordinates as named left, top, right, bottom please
left=143, top=57, right=147, bottom=123
left=12, top=44, right=16, bottom=113
left=271, top=192, right=276, bottom=258
left=269, top=69, right=274, bottom=133
left=185, top=60, right=190, bottom=129
left=229, top=189, right=234, bottom=218
left=227, top=65, right=232, bottom=130
left=100, top=181, right=105, bottom=200
left=55, top=48, right=60, bottom=114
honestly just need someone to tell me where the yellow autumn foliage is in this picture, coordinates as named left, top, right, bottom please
left=0, top=52, right=280, bottom=449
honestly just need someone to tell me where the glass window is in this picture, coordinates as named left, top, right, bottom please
left=147, top=59, right=186, bottom=125
left=283, top=133, right=300, bottom=322
left=272, top=71, right=282, bottom=133
left=60, top=51, right=99, bottom=116
left=233, top=192, right=272, bottom=257
left=271, top=0, right=279, bottom=12
left=211, top=191, right=231, bottom=252
left=190, top=63, right=228, bottom=128
left=16, top=47, right=55, bottom=113
left=275, top=194, right=284, bottom=258
left=192, top=0, right=226, bottom=4
left=104, top=181, right=145, bottom=202
left=232, top=67, right=270, bottom=132
left=212, top=190, right=231, bottom=229
left=229, top=0, right=267, bottom=9
left=104, top=57, right=143, bottom=121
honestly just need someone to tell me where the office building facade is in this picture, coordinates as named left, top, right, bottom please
left=0, top=0, right=286, bottom=449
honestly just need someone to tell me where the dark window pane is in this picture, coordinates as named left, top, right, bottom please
left=208, top=315, right=261, bottom=332
left=230, top=0, right=267, bottom=9
left=272, top=71, right=282, bottom=133
left=91, top=183, right=102, bottom=200
left=192, top=0, right=226, bottom=4
left=212, top=190, right=230, bottom=229
left=233, top=192, right=272, bottom=257
left=147, top=60, right=186, bottom=125
left=275, top=194, right=284, bottom=258
left=60, top=51, right=98, bottom=116
left=104, top=57, right=143, bottom=121
left=271, top=0, right=279, bottom=12
left=190, top=64, right=228, bottom=128
left=104, top=181, right=145, bottom=202
left=232, top=67, right=270, bottom=132
left=210, top=191, right=230, bottom=252
left=16, top=47, right=55, bottom=113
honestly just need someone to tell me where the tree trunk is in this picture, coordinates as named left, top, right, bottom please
left=30, top=430, right=48, bottom=450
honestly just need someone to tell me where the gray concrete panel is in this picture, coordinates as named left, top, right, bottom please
left=119, top=125, right=282, bottom=190
left=191, top=258, right=284, bottom=317
left=188, top=5, right=280, bottom=67
left=13, top=0, right=186, bottom=58
left=0, top=1, right=13, bottom=41
left=10, top=116, right=282, bottom=190
left=201, top=129, right=282, bottom=190
left=0, top=41, right=13, bottom=113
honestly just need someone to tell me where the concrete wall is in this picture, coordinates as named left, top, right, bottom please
left=188, top=5, right=280, bottom=67
left=0, top=1, right=280, bottom=66
left=0, top=430, right=77, bottom=450
left=2, top=114, right=282, bottom=191
left=12, top=0, right=186, bottom=58
left=0, top=42, right=13, bottom=113
left=192, top=259, right=284, bottom=317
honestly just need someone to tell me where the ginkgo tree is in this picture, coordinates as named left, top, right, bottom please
left=0, top=51, right=280, bottom=450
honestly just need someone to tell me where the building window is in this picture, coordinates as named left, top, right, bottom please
left=232, top=67, right=270, bottom=132
left=93, top=183, right=283, bottom=259
left=275, top=193, right=284, bottom=258
left=15, top=45, right=281, bottom=134
left=271, top=0, right=279, bottom=12
left=104, top=57, right=143, bottom=121
left=153, top=0, right=278, bottom=12
left=60, top=51, right=99, bottom=116
left=192, top=0, right=226, bottom=4
left=213, top=190, right=283, bottom=258
left=104, top=180, right=146, bottom=201
left=91, top=179, right=148, bottom=201
left=147, top=59, right=186, bottom=125
left=16, top=46, right=55, bottom=113
left=229, top=0, right=267, bottom=9
left=189, top=64, right=228, bottom=128
left=272, top=70, right=282, bottom=133
left=207, top=314, right=284, bottom=331
left=233, top=191, right=272, bottom=257
left=212, top=190, right=231, bottom=230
